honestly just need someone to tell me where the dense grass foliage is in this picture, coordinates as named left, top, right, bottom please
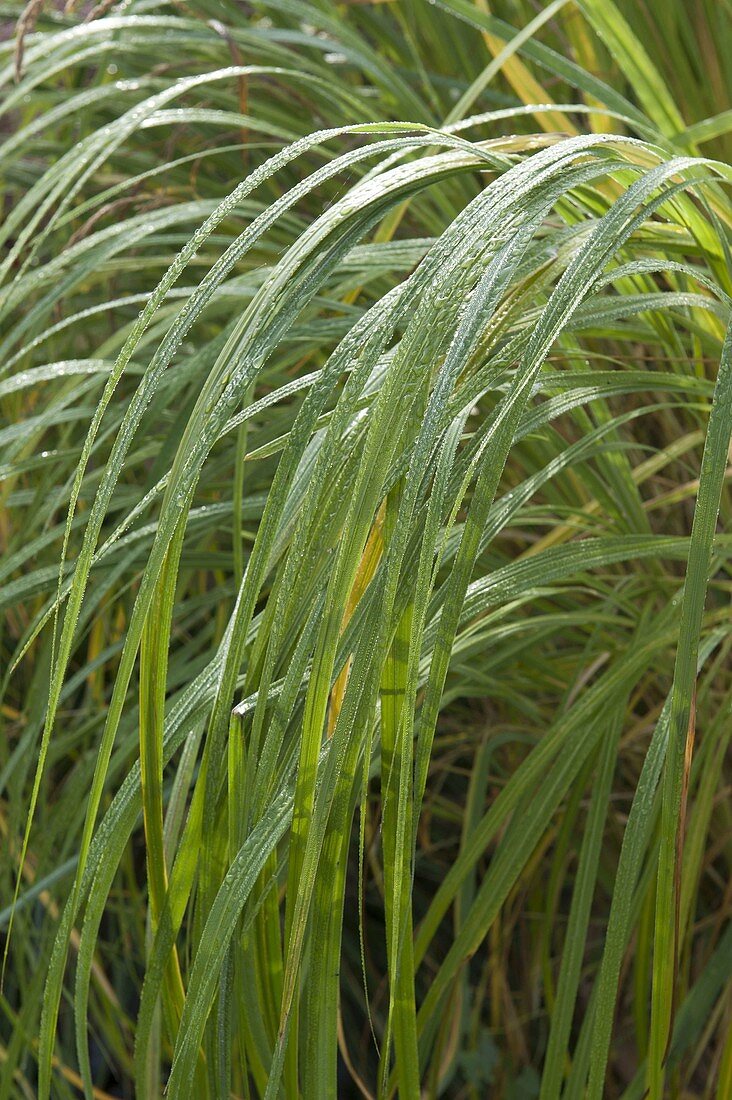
left=1, top=1, right=732, bottom=1097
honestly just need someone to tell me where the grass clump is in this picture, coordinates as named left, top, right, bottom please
left=1, top=1, right=731, bottom=1097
